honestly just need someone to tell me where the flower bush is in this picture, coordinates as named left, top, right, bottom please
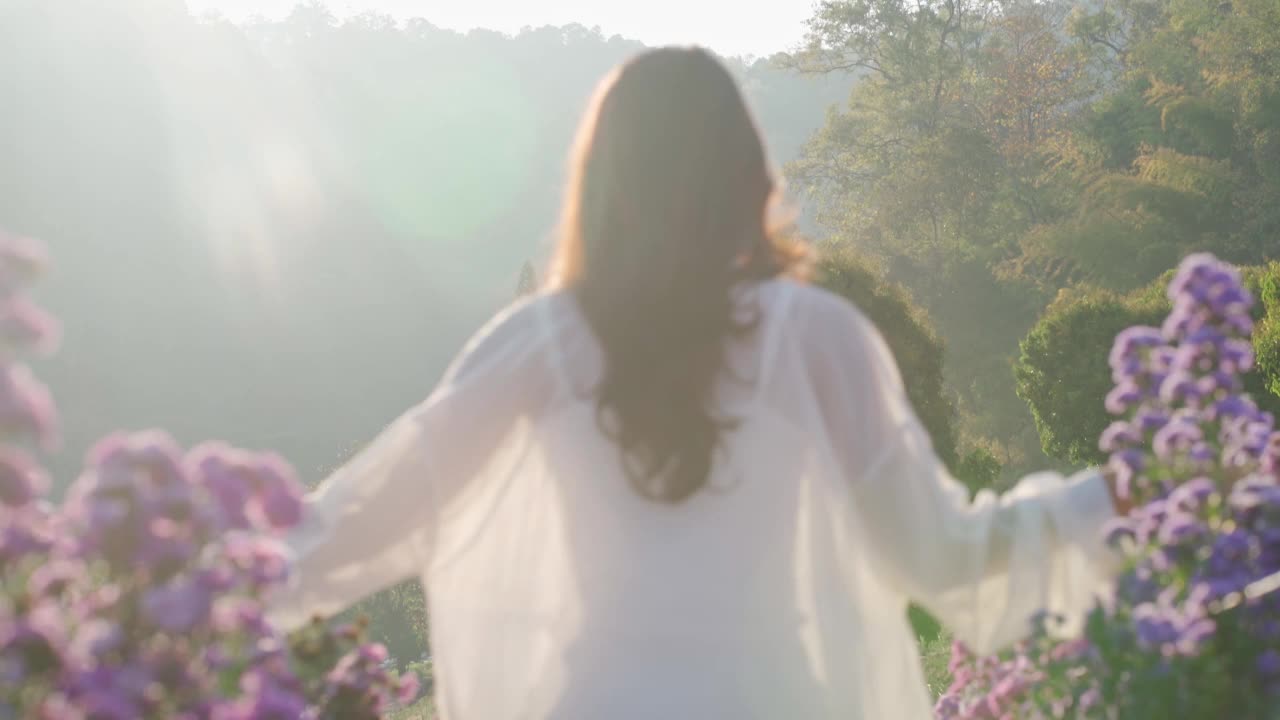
left=937, top=253, right=1280, bottom=719
left=0, top=234, right=418, bottom=719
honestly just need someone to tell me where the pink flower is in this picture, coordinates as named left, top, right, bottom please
left=0, top=364, right=56, bottom=447
left=0, top=447, right=47, bottom=506
left=0, top=297, right=58, bottom=356
left=0, top=232, right=47, bottom=294
left=396, top=672, right=421, bottom=704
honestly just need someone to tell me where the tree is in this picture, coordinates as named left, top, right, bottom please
left=787, top=0, right=1095, bottom=479
left=1015, top=262, right=1280, bottom=465
left=1029, top=0, right=1280, bottom=291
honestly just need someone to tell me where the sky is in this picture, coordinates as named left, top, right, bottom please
left=184, top=0, right=817, bottom=57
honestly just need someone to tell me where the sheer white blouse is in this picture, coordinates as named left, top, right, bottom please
left=268, top=278, right=1118, bottom=720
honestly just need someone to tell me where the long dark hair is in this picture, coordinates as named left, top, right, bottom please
left=550, top=47, right=808, bottom=503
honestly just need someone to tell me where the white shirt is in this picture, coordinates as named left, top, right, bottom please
left=269, top=278, right=1117, bottom=719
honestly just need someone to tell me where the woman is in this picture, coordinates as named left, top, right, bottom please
left=269, top=47, right=1121, bottom=719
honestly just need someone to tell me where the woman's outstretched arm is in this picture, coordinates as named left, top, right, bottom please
left=806, top=290, right=1121, bottom=655
left=267, top=297, right=554, bottom=631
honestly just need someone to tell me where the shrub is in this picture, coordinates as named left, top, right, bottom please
left=1016, top=262, right=1280, bottom=465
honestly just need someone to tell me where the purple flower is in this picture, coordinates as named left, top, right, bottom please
left=29, top=560, right=82, bottom=598
left=1104, top=517, right=1138, bottom=551
left=1080, top=251, right=1280, bottom=707
left=1158, top=512, right=1206, bottom=546
left=1100, top=421, right=1142, bottom=453
left=66, top=619, right=124, bottom=665
left=1258, top=650, right=1280, bottom=677
left=359, top=643, right=389, bottom=665
left=0, top=604, right=65, bottom=677
left=1188, top=442, right=1215, bottom=463
left=142, top=576, right=212, bottom=632
left=1175, top=616, right=1216, bottom=657
left=212, top=597, right=272, bottom=637
left=1107, top=449, right=1147, bottom=500
left=0, top=505, right=56, bottom=560
left=1168, top=477, right=1216, bottom=511
left=242, top=681, right=309, bottom=720
left=69, top=667, right=151, bottom=720
left=0, top=447, right=46, bottom=506
left=1049, top=637, right=1091, bottom=662
left=1105, top=380, right=1145, bottom=415
left=396, top=672, right=420, bottom=704
left=71, top=687, right=141, bottom=720
left=1163, top=297, right=1208, bottom=338
left=189, top=443, right=256, bottom=530
left=223, top=533, right=291, bottom=587
left=249, top=454, right=305, bottom=531
left=1220, top=338, right=1255, bottom=373
left=1134, top=408, right=1171, bottom=432
left=1132, top=602, right=1179, bottom=650
left=1159, top=370, right=1204, bottom=404
left=1229, top=475, right=1280, bottom=515
left=0, top=364, right=56, bottom=446
left=1261, top=434, right=1280, bottom=473
left=1152, top=419, right=1202, bottom=461
left=0, top=232, right=48, bottom=293
left=0, top=297, right=59, bottom=356
left=1110, top=326, right=1166, bottom=370
left=130, top=431, right=187, bottom=486
left=137, top=516, right=199, bottom=574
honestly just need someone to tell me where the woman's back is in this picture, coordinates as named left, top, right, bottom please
left=428, top=280, right=846, bottom=718
left=422, top=280, right=877, bottom=718
left=269, top=279, right=1114, bottom=718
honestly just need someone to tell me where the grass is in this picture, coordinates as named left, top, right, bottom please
left=920, top=629, right=955, bottom=699
left=388, top=696, right=437, bottom=720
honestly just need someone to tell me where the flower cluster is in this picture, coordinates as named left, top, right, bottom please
left=938, top=254, right=1280, bottom=719
left=0, top=234, right=418, bottom=719
left=932, top=639, right=1047, bottom=719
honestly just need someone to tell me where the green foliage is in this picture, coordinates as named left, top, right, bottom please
left=798, top=0, right=1280, bottom=481
left=1076, top=78, right=1164, bottom=169
left=1016, top=285, right=1166, bottom=465
left=1015, top=263, right=1280, bottom=464
left=918, top=628, right=955, bottom=698
left=816, top=243, right=959, bottom=468
left=788, top=0, right=1097, bottom=477
left=340, top=579, right=430, bottom=667
left=1030, top=147, right=1241, bottom=291
left=955, top=447, right=1002, bottom=494
left=1251, top=262, right=1280, bottom=398
left=1042, top=0, right=1280, bottom=288
left=1159, top=95, right=1235, bottom=158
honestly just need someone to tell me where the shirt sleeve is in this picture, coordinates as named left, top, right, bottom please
left=267, top=296, right=555, bottom=631
left=805, top=289, right=1120, bottom=654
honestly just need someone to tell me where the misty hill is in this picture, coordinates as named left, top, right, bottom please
left=0, top=1, right=850, bottom=482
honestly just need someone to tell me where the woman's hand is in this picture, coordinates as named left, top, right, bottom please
left=1101, top=465, right=1133, bottom=516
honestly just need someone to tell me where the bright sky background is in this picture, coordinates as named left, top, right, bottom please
left=184, top=0, right=817, bottom=57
